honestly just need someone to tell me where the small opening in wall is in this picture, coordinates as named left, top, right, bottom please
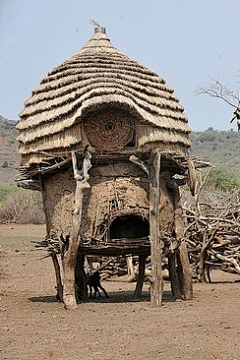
left=105, top=121, right=115, bottom=132
left=110, top=215, right=149, bottom=239
left=125, top=129, right=136, bottom=148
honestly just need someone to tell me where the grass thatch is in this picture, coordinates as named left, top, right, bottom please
left=18, top=28, right=191, bottom=167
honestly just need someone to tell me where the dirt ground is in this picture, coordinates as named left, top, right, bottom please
left=0, top=224, right=239, bottom=360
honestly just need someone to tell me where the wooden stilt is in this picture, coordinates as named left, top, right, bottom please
left=176, top=249, right=184, bottom=295
left=167, top=176, right=193, bottom=300
left=62, top=151, right=91, bottom=309
left=134, top=254, right=148, bottom=297
left=126, top=256, right=135, bottom=277
left=39, top=174, right=63, bottom=300
left=149, top=149, right=163, bottom=307
left=75, top=254, right=88, bottom=300
left=175, top=204, right=193, bottom=300
left=51, top=253, right=63, bottom=301
left=168, top=252, right=181, bottom=299
left=177, top=242, right=193, bottom=300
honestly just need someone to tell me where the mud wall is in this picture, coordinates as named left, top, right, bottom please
left=42, top=162, right=176, bottom=242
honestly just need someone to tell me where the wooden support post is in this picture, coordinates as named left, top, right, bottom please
left=126, top=255, right=135, bottom=277
left=51, top=253, right=63, bottom=301
left=134, top=254, right=148, bottom=297
left=168, top=252, right=181, bottom=299
left=38, top=174, right=64, bottom=300
left=176, top=242, right=193, bottom=300
left=174, top=203, right=193, bottom=300
left=62, top=151, right=91, bottom=309
left=165, top=174, right=192, bottom=299
left=149, top=149, right=163, bottom=306
left=75, top=254, right=88, bottom=300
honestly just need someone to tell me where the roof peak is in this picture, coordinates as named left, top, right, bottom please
left=79, top=26, right=118, bottom=55
left=94, top=26, right=106, bottom=34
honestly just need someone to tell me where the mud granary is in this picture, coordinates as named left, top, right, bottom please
left=17, top=27, right=195, bottom=309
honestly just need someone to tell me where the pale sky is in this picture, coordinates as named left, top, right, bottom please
left=0, top=0, right=239, bottom=131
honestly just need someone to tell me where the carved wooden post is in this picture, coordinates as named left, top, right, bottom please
left=149, top=149, right=163, bottom=306
left=62, top=151, right=91, bottom=309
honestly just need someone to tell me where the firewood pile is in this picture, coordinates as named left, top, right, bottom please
left=182, top=188, right=240, bottom=282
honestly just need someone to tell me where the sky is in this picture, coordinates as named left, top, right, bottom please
left=0, top=0, right=239, bottom=132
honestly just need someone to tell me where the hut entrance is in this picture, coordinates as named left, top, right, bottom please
left=109, top=215, right=149, bottom=239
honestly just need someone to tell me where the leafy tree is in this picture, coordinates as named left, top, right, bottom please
left=209, top=166, right=240, bottom=192
left=0, top=187, right=45, bottom=223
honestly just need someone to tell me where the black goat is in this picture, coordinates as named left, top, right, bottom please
left=86, top=271, right=109, bottom=298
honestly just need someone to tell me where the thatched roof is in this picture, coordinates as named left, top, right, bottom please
left=17, top=27, right=191, bottom=166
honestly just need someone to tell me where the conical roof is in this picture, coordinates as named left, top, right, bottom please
left=17, top=27, right=191, bottom=166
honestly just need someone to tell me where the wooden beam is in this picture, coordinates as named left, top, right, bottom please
left=149, top=149, right=163, bottom=306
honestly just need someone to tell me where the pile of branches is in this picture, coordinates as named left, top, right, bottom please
left=182, top=184, right=240, bottom=282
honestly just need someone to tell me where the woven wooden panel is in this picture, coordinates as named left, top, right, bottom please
left=84, top=108, right=135, bottom=151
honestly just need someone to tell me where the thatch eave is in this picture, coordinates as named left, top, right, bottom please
left=17, top=90, right=190, bottom=138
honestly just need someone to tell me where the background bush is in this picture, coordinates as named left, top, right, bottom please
left=0, top=186, right=45, bottom=223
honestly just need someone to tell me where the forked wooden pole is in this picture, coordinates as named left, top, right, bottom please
left=149, top=149, right=163, bottom=306
left=62, top=151, right=91, bottom=309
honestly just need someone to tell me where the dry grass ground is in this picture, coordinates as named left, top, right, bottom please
left=0, top=224, right=239, bottom=360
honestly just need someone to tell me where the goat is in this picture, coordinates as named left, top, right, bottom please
left=86, top=271, right=109, bottom=298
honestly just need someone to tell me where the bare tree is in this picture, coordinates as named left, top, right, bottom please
left=196, top=75, right=240, bottom=131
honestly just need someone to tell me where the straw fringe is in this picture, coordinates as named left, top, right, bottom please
left=18, top=86, right=188, bottom=133
left=18, top=93, right=190, bottom=145
left=22, top=74, right=179, bottom=115
left=22, top=80, right=183, bottom=118
left=18, top=123, right=82, bottom=155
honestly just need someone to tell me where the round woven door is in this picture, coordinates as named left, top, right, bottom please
left=84, top=108, right=135, bottom=151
